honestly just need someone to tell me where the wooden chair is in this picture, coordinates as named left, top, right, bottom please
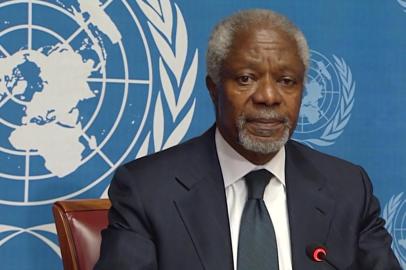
left=52, top=199, right=111, bottom=270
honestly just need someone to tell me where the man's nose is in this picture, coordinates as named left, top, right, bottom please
left=251, top=77, right=282, bottom=106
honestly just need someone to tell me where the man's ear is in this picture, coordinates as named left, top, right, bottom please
left=206, top=75, right=218, bottom=105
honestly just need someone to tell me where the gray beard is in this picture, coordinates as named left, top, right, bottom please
left=236, top=111, right=291, bottom=154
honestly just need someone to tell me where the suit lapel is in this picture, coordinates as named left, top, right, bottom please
left=173, top=127, right=234, bottom=270
left=285, top=141, right=336, bottom=270
left=172, top=133, right=336, bottom=270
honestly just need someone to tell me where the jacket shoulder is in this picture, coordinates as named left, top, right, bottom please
left=123, top=132, right=209, bottom=173
left=287, top=139, right=361, bottom=171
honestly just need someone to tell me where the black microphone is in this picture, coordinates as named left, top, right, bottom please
left=306, top=243, right=339, bottom=270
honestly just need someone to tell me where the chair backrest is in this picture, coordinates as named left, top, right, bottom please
left=52, top=199, right=111, bottom=270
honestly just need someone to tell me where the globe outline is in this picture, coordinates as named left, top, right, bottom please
left=296, top=50, right=341, bottom=134
left=393, top=199, right=406, bottom=263
left=0, top=0, right=108, bottom=156
left=0, top=0, right=153, bottom=205
left=0, top=25, right=107, bottom=157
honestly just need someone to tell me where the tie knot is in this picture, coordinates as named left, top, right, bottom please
left=245, top=169, right=272, bottom=199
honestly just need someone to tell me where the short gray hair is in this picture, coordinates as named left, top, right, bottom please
left=206, top=9, right=309, bottom=84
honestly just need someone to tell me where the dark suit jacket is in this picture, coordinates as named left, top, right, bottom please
left=95, top=127, right=401, bottom=270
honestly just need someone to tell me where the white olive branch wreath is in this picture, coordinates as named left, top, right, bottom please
left=382, top=192, right=405, bottom=267
left=397, top=0, right=406, bottom=11
left=0, top=223, right=61, bottom=258
left=136, top=0, right=198, bottom=157
left=300, top=56, right=355, bottom=147
left=383, top=192, right=403, bottom=232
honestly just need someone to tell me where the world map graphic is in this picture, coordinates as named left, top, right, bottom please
left=0, top=0, right=120, bottom=178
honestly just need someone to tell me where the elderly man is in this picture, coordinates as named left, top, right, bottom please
left=95, top=9, right=401, bottom=270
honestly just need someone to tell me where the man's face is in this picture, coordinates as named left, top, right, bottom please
left=207, top=26, right=305, bottom=164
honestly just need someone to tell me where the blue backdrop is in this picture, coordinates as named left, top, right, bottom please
left=0, top=0, right=405, bottom=269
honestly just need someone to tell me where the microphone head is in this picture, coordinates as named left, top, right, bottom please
left=306, top=243, right=328, bottom=262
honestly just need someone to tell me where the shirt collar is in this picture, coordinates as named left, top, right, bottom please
left=215, top=128, right=286, bottom=188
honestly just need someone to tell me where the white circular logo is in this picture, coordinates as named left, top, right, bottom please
left=0, top=0, right=198, bottom=265
left=0, top=0, right=197, bottom=206
left=293, top=50, right=355, bottom=147
left=383, top=192, right=406, bottom=268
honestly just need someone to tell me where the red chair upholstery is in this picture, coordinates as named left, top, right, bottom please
left=52, top=199, right=111, bottom=270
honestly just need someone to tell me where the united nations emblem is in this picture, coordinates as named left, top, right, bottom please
left=293, top=50, right=355, bottom=147
left=383, top=192, right=406, bottom=268
left=0, top=0, right=197, bottom=205
left=0, top=0, right=197, bottom=266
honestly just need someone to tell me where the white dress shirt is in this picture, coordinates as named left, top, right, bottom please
left=215, top=129, right=293, bottom=270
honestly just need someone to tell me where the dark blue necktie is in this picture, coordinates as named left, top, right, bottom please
left=237, top=169, right=279, bottom=270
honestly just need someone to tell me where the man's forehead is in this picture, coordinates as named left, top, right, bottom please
left=232, top=25, right=294, bottom=46
left=228, top=28, right=299, bottom=58
left=222, top=27, right=304, bottom=74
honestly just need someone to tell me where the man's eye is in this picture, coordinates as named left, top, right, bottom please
left=236, top=75, right=254, bottom=85
left=278, top=77, right=296, bottom=86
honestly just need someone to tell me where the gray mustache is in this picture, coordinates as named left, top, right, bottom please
left=239, top=110, right=291, bottom=128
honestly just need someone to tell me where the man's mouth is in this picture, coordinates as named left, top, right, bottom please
left=244, top=118, right=287, bottom=136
